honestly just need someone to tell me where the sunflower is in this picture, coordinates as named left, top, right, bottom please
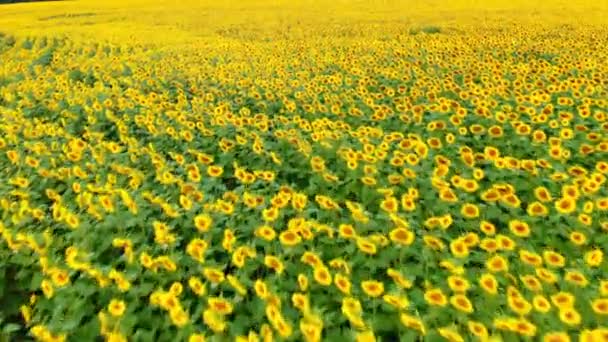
left=597, top=197, right=608, bottom=210
left=203, top=268, right=225, bottom=284
left=291, top=293, right=309, bottom=313
left=203, top=309, right=226, bottom=333
left=460, top=203, right=480, bottom=219
left=341, top=297, right=362, bottom=317
left=254, top=280, right=269, bottom=300
left=480, top=189, right=501, bottom=202
left=439, top=214, right=454, bottom=229
left=569, top=231, right=587, bottom=245
left=578, top=213, right=592, bottom=226
left=536, top=268, right=559, bottom=284
left=206, top=165, right=223, bottom=177
left=447, top=275, right=470, bottom=293
left=169, top=282, right=183, bottom=296
left=501, top=193, right=521, bottom=208
left=208, top=297, right=233, bottom=315
left=462, top=232, right=479, bottom=247
left=511, top=318, right=537, bottom=337
left=437, top=327, right=464, bottom=342
left=423, top=235, right=445, bottom=250
left=520, top=275, right=542, bottom=292
left=479, top=221, right=496, bottom=235
left=562, top=184, right=580, bottom=199
left=264, top=255, right=285, bottom=274
left=361, top=280, right=384, bottom=297
left=527, top=201, right=548, bottom=216
left=484, top=146, right=500, bottom=160
left=41, top=280, right=54, bottom=298
left=333, top=273, right=351, bottom=295
left=300, top=252, right=322, bottom=268
left=550, top=292, right=575, bottom=309
left=450, top=294, right=474, bottom=313
left=530, top=295, right=551, bottom=313
left=479, top=273, right=498, bottom=295
left=298, top=274, right=309, bottom=292
left=400, top=194, right=416, bottom=211
left=380, top=196, right=399, bottom=213
left=262, top=206, right=280, bottom=222
left=387, top=268, right=413, bottom=289
left=584, top=249, right=603, bottom=267
left=108, top=299, right=126, bottom=317
left=355, top=330, right=375, bottom=342
left=170, top=308, right=190, bottom=327
left=462, top=180, right=479, bottom=193
left=467, top=321, right=488, bottom=339
left=300, top=320, right=322, bottom=342
left=479, top=238, right=499, bottom=253
left=439, top=188, right=458, bottom=202
left=279, top=230, right=301, bottom=246
left=555, top=197, right=576, bottom=214
left=507, top=295, right=532, bottom=316
left=50, top=270, right=70, bottom=287
left=486, top=255, right=509, bottom=272
left=591, top=298, right=608, bottom=315
left=313, top=267, right=332, bottom=286
left=338, top=224, right=357, bottom=239
left=520, top=250, right=543, bottom=267
left=188, top=333, right=206, bottom=342
left=558, top=308, right=581, bottom=326
left=543, top=251, right=565, bottom=267
left=424, top=288, right=448, bottom=306
left=542, top=332, right=571, bottom=342
left=361, top=176, right=377, bottom=186
left=509, top=220, right=531, bottom=237
left=449, top=239, right=469, bottom=258
left=226, top=275, right=247, bottom=296
left=564, top=270, right=588, bottom=287
left=400, top=313, right=426, bottom=335
left=99, top=195, right=115, bottom=213
left=389, top=228, right=414, bottom=245
left=599, top=280, right=608, bottom=297
left=382, top=293, right=409, bottom=310
left=194, top=214, right=213, bottom=232
left=356, top=237, right=377, bottom=255
left=255, top=225, right=277, bottom=241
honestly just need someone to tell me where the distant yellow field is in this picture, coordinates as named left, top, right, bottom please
left=2, top=0, right=608, bottom=42
left=1, top=0, right=608, bottom=341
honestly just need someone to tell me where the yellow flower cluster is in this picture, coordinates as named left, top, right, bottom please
left=0, top=0, right=607, bottom=341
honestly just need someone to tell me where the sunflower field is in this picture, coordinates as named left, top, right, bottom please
left=0, top=0, right=607, bottom=341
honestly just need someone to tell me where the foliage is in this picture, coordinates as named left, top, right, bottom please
left=0, top=1, right=607, bottom=342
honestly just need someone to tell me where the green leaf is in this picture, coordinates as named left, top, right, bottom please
left=2, top=323, right=22, bottom=334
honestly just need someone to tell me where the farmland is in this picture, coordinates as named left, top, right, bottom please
left=0, top=0, right=608, bottom=341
